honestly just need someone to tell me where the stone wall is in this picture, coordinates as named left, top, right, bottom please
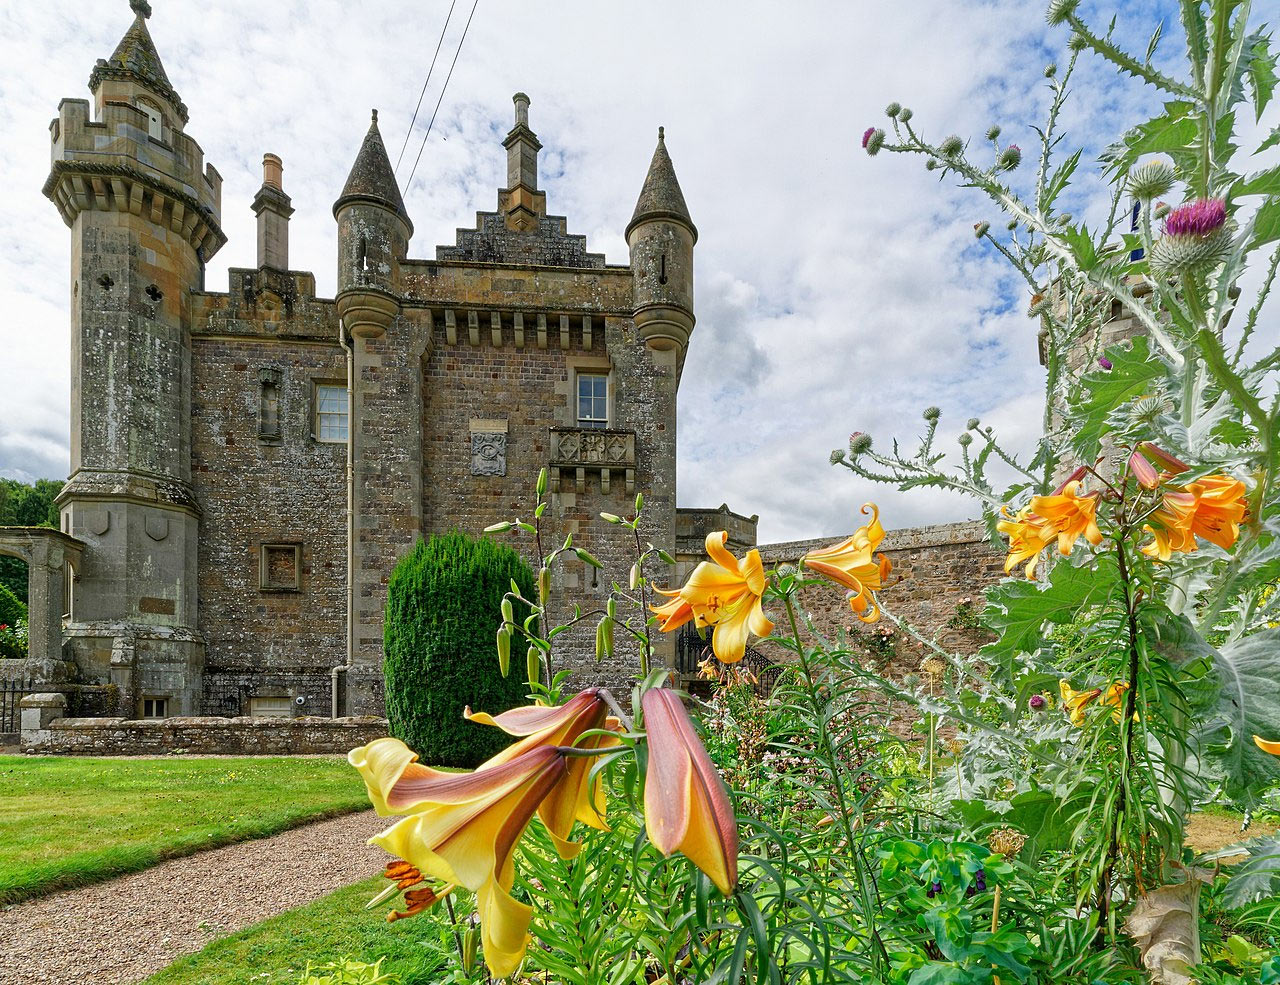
left=757, top=520, right=1004, bottom=679
left=190, top=270, right=347, bottom=717
left=22, top=714, right=387, bottom=756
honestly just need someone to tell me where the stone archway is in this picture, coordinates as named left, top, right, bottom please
left=0, top=528, right=83, bottom=682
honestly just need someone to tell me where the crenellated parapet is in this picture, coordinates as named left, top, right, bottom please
left=44, top=97, right=225, bottom=259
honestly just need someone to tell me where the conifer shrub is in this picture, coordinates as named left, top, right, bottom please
left=383, top=532, right=535, bottom=768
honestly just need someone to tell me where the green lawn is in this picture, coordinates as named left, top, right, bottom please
left=139, top=875, right=452, bottom=985
left=0, top=755, right=371, bottom=904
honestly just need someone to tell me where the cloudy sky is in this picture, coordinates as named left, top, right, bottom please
left=0, top=0, right=1273, bottom=541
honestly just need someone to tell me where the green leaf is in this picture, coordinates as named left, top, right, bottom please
left=1206, top=627, right=1280, bottom=799
left=1236, top=164, right=1280, bottom=197
left=982, top=560, right=1114, bottom=662
left=1251, top=199, right=1280, bottom=248
left=1246, top=31, right=1278, bottom=120
left=1202, top=833, right=1280, bottom=907
left=1041, top=149, right=1082, bottom=211
left=1258, top=122, right=1280, bottom=154
left=1102, top=101, right=1199, bottom=178
left=1070, top=335, right=1166, bottom=460
left=1058, top=223, right=1100, bottom=271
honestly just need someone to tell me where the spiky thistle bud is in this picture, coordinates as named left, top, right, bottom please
left=1046, top=0, right=1079, bottom=26
left=1127, top=159, right=1176, bottom=200
left=1131, top=395, right=1167, bottom=421
left=986, top=124, right=1001, bottom=141
left=1068, top=31, right=1088, bottom=50
left=862, top=127, right=885, bottom=156
left=925, top=158, right=939, bottom=171
left=966, top=417, right=980, bottom=430
left=959, top=433, right=974, bottom=447
left=1007, top=218, right=1019, bottom=231
left=1057, top=213, right=1072, bottom=225
left=940, top=134, right=964, bottom=157
left=829, top=449, right=846, bottom=465
left=923, top=406, right=941, bottom=421
left=1154, top=201, right=1171, bottom=219
left=849, top=431, right=873, bottom=455
left=1098, top=356, right=1113, bottom=370
left=885, top=101, right=901, bottom=118
left=1044, top=62, right=1058, bottom=77
left=1028, top=694, right=1048, bottom=712
left=997, top=144, right=1022, bottom=170
left=898, top=107, right=913, bottom=122
left=974, top=221, right=990, bottom=238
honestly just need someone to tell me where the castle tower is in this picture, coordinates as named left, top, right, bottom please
left=627, top=127, right=697, bottom=352
left=44, top=0, right=225, bottom=712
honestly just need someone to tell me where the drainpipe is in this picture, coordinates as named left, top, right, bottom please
left=332, top=318, right=355, bottom=718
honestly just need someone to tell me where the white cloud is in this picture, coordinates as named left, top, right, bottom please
left=1, top=0, right=1271, bottom=544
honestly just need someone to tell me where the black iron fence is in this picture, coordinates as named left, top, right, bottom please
left=0, top=677, right=36, bottom=733
left=674, top=626, right=782, bottom=693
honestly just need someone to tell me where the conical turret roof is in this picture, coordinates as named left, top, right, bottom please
left=627, top=127, right=696, bottom=243
left=333, top=111, right=413, bottom=234
left=89, top=1, right=188, bottom=122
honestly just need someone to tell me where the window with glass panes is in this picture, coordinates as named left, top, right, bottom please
left=577, top=373, right=608, bottom=429
left=314, top=383, right=348, bottom=442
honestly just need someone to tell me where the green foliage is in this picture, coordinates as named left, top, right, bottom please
left=0, top=477, right=62, bottom=604
left=0, top=582, right=26, bottom=627
left=383, top=532, right=535, bottom=768
left=0, top=582, right=27, bottom=658
left=297, top=957, right=397, bottom=985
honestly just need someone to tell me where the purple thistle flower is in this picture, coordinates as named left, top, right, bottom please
left=862, top=127, right=875, bottom=148
left=1029, top=693, right=1048, bottom=710
left=1098, top=357, right=1113, bottom=370
left=1164, top=198, right=1227, bottom=238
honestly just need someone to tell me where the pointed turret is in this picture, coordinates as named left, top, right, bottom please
left=628, top=127, right=696, bottom=352
left=334, top=110, right=408, bottom=339
left=89, top=0, right=188, bottom=125
left=626, top=127, right=697, bottom=244
left=333, top=110, right=413, bottom=236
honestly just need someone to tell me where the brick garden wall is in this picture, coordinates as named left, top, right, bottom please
left=23, top=715, right=387, bottom=756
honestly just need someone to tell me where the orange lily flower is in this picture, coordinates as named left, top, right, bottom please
left=1059, top=680, right=1133, bottom=726
left=651, top=531, right=773, bottom=664
left=1255, top=735, right=1280, bottom=756
left=1142, top=473, right=1247, bottom=558
left=997, top=506, right=1056, bottom=579
left=642, top=687, right=739, bottom=895
left=465, top=688, right=621, bottom=859
left=1030, top=480, right=1103, bottom=555
left=349, top=739, right=567, bottom=978
left=801, top=503, right=892, bottom=622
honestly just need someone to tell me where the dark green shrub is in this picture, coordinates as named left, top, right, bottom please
left=383, top=532, right=535, bottom=768
left=0, top=583, right=27, bottom=660
left=0, top=582, right=26, bottom=630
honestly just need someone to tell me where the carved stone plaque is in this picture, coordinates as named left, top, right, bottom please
left=471, top=432, right=507, bottom=476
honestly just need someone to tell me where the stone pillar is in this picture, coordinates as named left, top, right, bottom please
left=20, top=692, right=66, bottom=750
left=252, top=153, right=293, bottom=271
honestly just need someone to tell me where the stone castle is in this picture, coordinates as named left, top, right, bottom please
left=6, top=3, right=1060, bottom=735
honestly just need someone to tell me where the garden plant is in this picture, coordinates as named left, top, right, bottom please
left=345, top=2, right=1280, bottom=982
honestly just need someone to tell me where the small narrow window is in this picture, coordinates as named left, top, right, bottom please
left=141, top=697, right=168, bottom=719
left=249, top=696, right=293, bottom=719
left=659, top=253, right=668, bottom=285
left=314, top=383, right=348, bottom=442
left=138, top=101, right=162, bottom=139
left=259, top=368, right=282, bottom=441
left=576, top=373, right=609, bottom=430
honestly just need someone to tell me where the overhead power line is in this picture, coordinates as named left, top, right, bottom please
left=395, top=0, right=459, bottom=174
left=405, top=0, right=481, bottom=194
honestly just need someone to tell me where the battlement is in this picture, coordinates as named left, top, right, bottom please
left=44, top=97, right=224, bottom=258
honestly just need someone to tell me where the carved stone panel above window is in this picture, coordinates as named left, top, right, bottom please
left=471, top=432, right=507, bottom=476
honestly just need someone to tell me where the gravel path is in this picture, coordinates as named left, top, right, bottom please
left=0, top=810, right=391, bottom=985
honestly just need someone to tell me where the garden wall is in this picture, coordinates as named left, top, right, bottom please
left=21, top=714, right=388, bottom=756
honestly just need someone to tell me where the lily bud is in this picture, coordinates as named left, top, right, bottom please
left=537, top=567, right=550, bottom=606
left=635, top=492, right=644, bottom=514
left=600, top=512, right=622, bottom=524
left=483, top=521, right=512, bottom=534
left=500, top=597, right=514, bottom=626
left=536, top=467, right=548, bottom=497
left=599, top=615, right=614, bottom=660
left=496, top=627, right=511, bottom=677
left=607, top=597, right=617, bottom=619
left=629, top=563, right=641, bottom=589
left=1138, top=442, right=1189, bottom=475
left=461, top=927, right=478, bottom=974
left=526, top=646, right=541, bottom=688
left=575, top=548, right=603, bottom=569
left=1128, top=448, right=1159, bottom=489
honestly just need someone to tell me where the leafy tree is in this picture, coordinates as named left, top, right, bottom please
left=383, top=532, right=536, bottom=768
left=0, top=478, right=63, bottom=604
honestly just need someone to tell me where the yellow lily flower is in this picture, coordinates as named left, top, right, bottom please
left=1030, top=480, right=1103, bottom=556
left=997, top=506, right=1056, bottom=580
left=1059, top=680, right=1134, bottom=727
left=465, top=688, right=621, bottom=859
left=1142, top=474, right=1248, bottom=558
left=349, top=739, right=567, bottom=978
left=651, top=531, right=773, bottom=664
left=642, top=687, right=739, bottom=895
left=1255, top=735, right=1280, bottom=756
left=801, top=503, right=892, bottom=622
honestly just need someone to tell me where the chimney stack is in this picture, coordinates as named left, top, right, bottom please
left=252, top=153, right=293, bottom=270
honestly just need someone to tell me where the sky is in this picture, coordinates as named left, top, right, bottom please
left=0, top=0, right=1273, bottom=542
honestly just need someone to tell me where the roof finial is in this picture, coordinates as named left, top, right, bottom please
left=130, top=0, right=152, bottom=18
left=371, top=108, right=378, bottom=124
left=658, top=126, right=665, bottom=141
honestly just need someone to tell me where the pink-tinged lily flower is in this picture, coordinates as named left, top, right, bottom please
left=349, top=740, right=567, bottom=978
left=651, top=531, right=774, bottom=664
left=1128, top=449, right=1160, bottom=489
left=465, top=688, right=621, bottom=859
left=1138, top=442, right=1189, bottom=475
left=801, top=503, right=892, bottom=622
left=642, top=687, right=739, bottom=895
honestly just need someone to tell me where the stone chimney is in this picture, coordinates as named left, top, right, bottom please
left=501, top=93, right=546, bottom=230
left=252, top=153, right=293, bottom=270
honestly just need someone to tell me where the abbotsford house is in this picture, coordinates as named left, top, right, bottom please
left=3, top=2, right=1045, bottom=739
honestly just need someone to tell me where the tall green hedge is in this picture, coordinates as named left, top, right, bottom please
left=383, top=532, right=536, bottom=768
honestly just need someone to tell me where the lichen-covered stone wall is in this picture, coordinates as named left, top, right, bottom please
left=23, top=715, right=388, bottom=756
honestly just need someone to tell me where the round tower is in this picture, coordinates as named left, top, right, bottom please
left=626, top=127, right=697, bottom=351
left=333, top=110, right=411, bottom=338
